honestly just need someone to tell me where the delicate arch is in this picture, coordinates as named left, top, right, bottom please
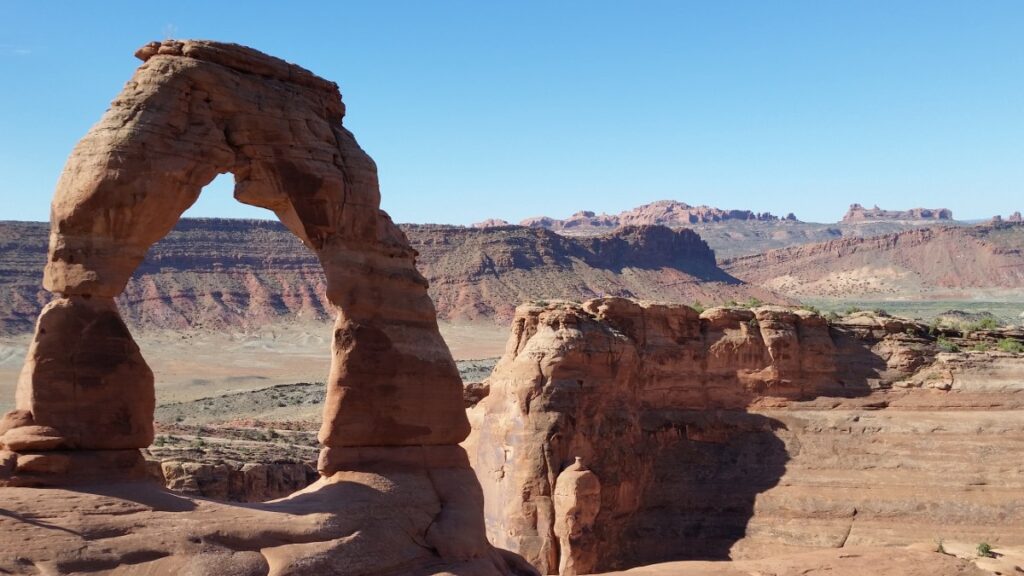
left=4, top=41, right=468, bottom=484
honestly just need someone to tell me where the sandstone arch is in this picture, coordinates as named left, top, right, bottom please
left=1, top=39, right=469, bottom=482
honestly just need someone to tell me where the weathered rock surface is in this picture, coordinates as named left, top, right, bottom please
left=468, top=300, right=1024, bottom=574
left=586, top=546, right=991, bottom=576
left=154, top=458, right=317, bottom=502
left=0, top=456, right=536, bottom=576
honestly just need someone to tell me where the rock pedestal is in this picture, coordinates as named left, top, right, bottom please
left=553, top=457, right=602, bottom=576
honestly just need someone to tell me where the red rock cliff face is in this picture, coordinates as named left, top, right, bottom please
left=468, top=300, right=1024, bottom=574
left=467, top=299, right=845, bottom=574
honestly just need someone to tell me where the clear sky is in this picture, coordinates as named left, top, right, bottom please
left=1, top=1, right=1021, bottom=224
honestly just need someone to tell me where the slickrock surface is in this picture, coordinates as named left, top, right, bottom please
left=0, top=463, right=535, bottom=576
left=468, top=299, right=1024, bottom=574
left=843, top=203, right=954, bottom=222
left=723, top=222, right=1024, bottom=300
left=586, top=546, right=991, bottom=576
left=0, top=39, right=531, bottom=575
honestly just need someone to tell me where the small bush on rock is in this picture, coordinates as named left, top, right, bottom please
left=997, top=339, right=1024, bottom=354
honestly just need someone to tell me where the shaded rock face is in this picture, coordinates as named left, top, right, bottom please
left=468, top=300, right=1024, bottom=574
left=0, top=40, right=531, bottom=576
left=154, top=459, right=318, bottom=502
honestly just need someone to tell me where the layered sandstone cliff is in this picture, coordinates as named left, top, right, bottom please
left=468, top=299, right=1024, bottom=574
left=0, top=221, right=784, bottom=333
left=723, top=222, right=1024, bottom=300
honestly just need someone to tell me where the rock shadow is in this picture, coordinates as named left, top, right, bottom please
left=610, top=410, right=789, bottom=568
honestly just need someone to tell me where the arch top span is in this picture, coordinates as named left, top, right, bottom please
left=2, top=40, right=469, bottom=485
left=47, top=40, right=386, bottom=298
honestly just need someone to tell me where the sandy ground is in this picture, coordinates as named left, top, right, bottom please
left=0, top=320, right=510, bottom=413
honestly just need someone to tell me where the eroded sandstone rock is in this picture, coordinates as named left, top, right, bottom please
left=469, top=299, right=840, bottom=573
left=469, top=299, right=1024, bottom=574
left=4, top=39, right=469, bottom=483
left=553, top=457, right=602, bottom=576
left=0, top=39, right=529, bottom=575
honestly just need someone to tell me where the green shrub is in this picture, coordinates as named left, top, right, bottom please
left=844, top=306, right=862, bottom=315
left=977, top=542, right=993, bottom=558
left=798, top=304, right=821, bottom=314
left=965, top=317, right=1001, bottom=332
left=691, top=301, right=706, bottom=314
left=971, top=342, right=992, bottom=352
left=745, top=297, right=764, bottom=309
left=936, top=337, right=960, bottom=353
left=935, top=539, right=946, bottom=554
left=824, top=311, right=840, bottom=322
left=748, top=317, right=759, bottom=329
left=997, top=339, right=1024, bottom=354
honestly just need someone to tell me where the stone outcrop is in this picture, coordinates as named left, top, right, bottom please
left=468, top=300, right=1024, bottom=574
left=154, top=459, right=317, bottom=502
left=552, top=457, right=602, bottom=575
left=842, top=203, right=953, bottom=222
left=468, top=299, right=848, bottom=573
left=0, top=40, right=531, bottom=575
left=520, top=200, right=793, bottom=233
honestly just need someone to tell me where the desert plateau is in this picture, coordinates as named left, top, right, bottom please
left=2, top=4, right=1023, bottom=576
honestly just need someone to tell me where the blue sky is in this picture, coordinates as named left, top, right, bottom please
left=1, top=1, right=1021, bottom=224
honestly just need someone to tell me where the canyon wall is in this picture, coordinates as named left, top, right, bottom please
left=0, top=221, right=784, bottom=333
left=468, top=299, right=1024, bottom=574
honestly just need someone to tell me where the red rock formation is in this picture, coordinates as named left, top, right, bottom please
left=468, top=299, right=844, bottom=573
left=520, top=200, right=792, bottom=232
left=842, top=203, right=953, bottom=222
left=722, top=224, right=1024, bottom=300
left=468, top=299, right=1024, bottom=573
left=0, top=40, right=531, bottom=575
